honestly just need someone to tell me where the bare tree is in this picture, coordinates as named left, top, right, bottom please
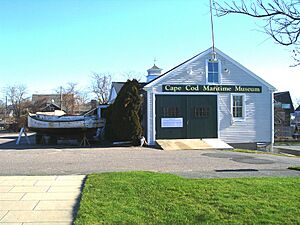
left=76, top=91, right=89, bottom=106
left=3, top=84, right=29, bottom=119
left=122, top=71, right=144, bottom=82
left=0, top=99, right=5, bottom=121
left=55, top=82, right=85, bottom=114
left=90, top=72, right=111, bottom=104
left=214, top=0, right=300, bottom=65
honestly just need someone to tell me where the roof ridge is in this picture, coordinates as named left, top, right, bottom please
left=145, top=47, right=276, bottom=91
left=145, top=48, right=208, bottom=86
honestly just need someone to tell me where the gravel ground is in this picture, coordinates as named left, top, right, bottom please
left=0, top=133, right=300, bottom=178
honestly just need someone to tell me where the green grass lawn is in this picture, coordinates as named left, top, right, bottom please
left=74, top=172, right=300, bottom=225
left=275, top=141, right=300, bottom=146
left=230, top=149, right=276, bottom=154
left=229, top=149, right=300, bottom=157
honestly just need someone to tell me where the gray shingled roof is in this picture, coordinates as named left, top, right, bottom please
left=112, top=82, right=125, bottom=94
left=149, top=64, right=161, bottom=70
left=112, top=82, right=147, bottom=95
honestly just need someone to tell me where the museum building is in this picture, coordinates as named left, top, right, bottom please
left=143, top=47, right=276, bottom=149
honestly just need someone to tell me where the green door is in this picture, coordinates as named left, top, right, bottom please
left=155, top=95, right=217, bottom=139
left=155, top=95, right=186, bottom=139
left=186, top=95, right=217, bottom=138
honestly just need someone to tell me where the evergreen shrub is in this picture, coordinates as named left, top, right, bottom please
left=105, top=79, right=143, bottom=144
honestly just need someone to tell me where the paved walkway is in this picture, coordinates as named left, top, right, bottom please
left=0, top=175, right=85, bottom=224
left=1, top=147, right=300, bottom=177
left=274, top=145, right=300, bottom=156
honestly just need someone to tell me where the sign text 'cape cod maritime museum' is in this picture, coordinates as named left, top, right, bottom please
left=143, top=47, right=276, bottom=149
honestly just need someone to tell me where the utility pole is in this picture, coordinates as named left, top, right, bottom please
left=5, top=96, right=7, bottom=123
left=60, top=86, right=63, bottom=109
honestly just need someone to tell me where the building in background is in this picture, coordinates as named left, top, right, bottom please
left=274, top=91, right=295, bottom=139
left=31, top=94, right=95, bottom=115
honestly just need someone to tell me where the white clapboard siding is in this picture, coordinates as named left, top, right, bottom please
left=145, top=47, right=275, bottom=145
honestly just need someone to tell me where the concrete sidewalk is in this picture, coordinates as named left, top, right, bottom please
left=273, top=145, right=300, bottom=156
left=0, top=175, right=85, bottom=224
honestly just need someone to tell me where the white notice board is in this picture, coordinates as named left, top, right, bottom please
left=161, top=118, right=183, bottom=128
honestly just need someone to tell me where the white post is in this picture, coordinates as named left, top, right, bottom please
left=16, top=127, right=24, bottom=145
left=16, top=127, right=31, bottom=145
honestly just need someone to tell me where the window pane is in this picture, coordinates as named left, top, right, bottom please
left=208, top=62, right=213, bottom=71
left=233, top=107, right=237, bottom=117
left=163, top=107, right=179, bottom=117
left=212, top=62, right=218, bottom=71
left=208, top=72, right=213, bottom=82
left=282, top=104, right=291, bottom=109
left=212, top=72, right=218, bottom=83
left=208, top=62, right=218, bottom=72
left=236, top=107, right=243, bottom=117
left=208, top=72, right=218, bottom=83
left=233, top=96, right=243, bottom=106
left=194, top=107, right=209, bottom=118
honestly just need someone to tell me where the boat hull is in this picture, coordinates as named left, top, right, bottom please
left=28, top=127, right=98, bottom=137
left=27, top=114, right=105, bottom=137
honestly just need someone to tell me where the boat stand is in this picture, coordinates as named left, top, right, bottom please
left=80, top=133, right=90, bottom=147
left=16, top=127, right=31, bottom=145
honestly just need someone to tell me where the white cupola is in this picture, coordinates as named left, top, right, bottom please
left=146, top=63, right=162, bottom=82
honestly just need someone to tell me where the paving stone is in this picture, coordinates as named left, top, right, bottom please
left=0, top=210, right=8, bottom=220
left=1, top=210, right=72, bottom=222
left=0, top=176, right=28, bottom=181
left=47, top=186, right=81, bottom=193
left=0, top=186, right=13, bottom=192
left=0, top=176, right=55, bottom=181
left=0, top=180, right=37, bottom=186
left=0, top=175, right=84, bottom=224
left=34, top=200, right=75, bottom=210
left=0, top=201, right=38, bottom=210
left=9, top=186, right=49, bottom=193
left=34, top=181, right=82, bottom=187
left=0, top=193, right=24, bottom=200
left=0, top=223, right=22, bottom=225
left=21, top=176, right=58, bottom=181
left=23, top=223, right=70, bottom=225
left=56, top=175, right=85, bottom=181
left=21, top=192, right=80, bottom=201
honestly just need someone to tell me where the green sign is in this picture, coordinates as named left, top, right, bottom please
left=162, top=85, right=262, bottom=93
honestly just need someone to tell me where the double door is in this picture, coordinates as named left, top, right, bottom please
left=155, top=95, right=217, bottom=139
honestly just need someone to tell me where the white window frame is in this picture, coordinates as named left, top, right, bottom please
left=206, top=59, right=221, bottom=84
left=231, top=93, right=246, bottom=121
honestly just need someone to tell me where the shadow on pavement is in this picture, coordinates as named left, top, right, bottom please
left=0, top=132, right=112, bottom=150
left=203, top=152, right=275, bottom=165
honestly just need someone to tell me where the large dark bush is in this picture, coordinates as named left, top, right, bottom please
left=105, top=79, right=143, bottom=143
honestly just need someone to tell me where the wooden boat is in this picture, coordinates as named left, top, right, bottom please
left=27, top=107, right=107, bottom=144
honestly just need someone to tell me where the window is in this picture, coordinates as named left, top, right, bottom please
left=207, top=60, right=219, bottom=83
left=282, top=104, right=291, bottom=109
left=232, top=95, right=245, bottom=119
left=162, top=107, right=179, bottom=117
left=194, top=107, right=209, bottom=118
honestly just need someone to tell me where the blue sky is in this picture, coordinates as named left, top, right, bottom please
left=0, top=0, right=299, bottom=102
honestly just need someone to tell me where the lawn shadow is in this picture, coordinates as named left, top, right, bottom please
left=72, top=175, right=88, bottom=224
